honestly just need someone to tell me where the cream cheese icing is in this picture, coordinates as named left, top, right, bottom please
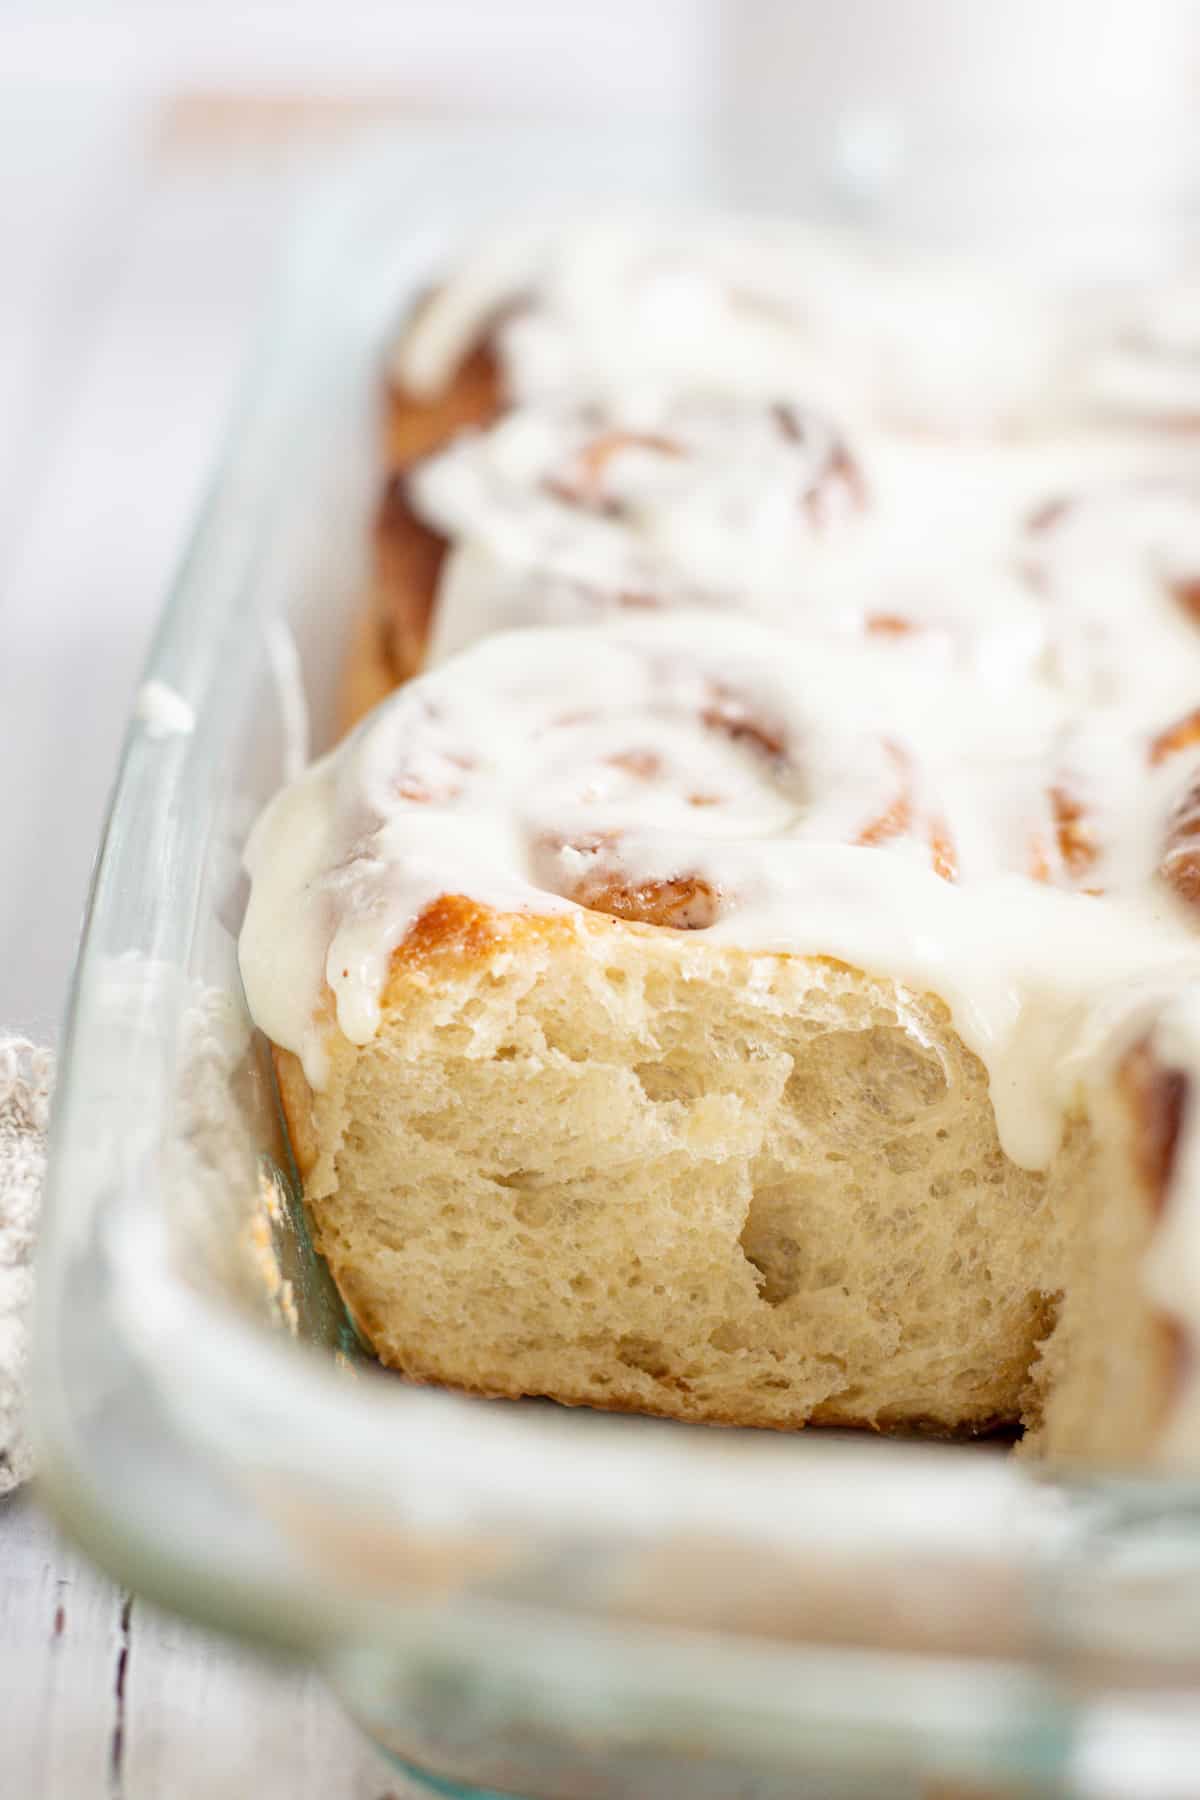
left=390, top=219, right=1080, bottom=433
left=241, top=609, right=1200, bottom=1173
left=414, top=420, right=1200, bottom=681
left=390, top=221, right=1200, bottom=681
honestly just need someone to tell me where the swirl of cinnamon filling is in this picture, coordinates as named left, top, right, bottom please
left=290, top=611, right=1139, bottom=957
left=406, top=391, right=867, bottom=617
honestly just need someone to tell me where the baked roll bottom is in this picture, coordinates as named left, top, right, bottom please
left=274, top=898, right=1173, bottom=1459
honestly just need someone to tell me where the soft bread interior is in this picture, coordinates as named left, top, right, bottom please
left=276, top=901, right=1170, bottom=1458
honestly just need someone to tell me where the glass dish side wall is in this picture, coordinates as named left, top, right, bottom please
left=31, top=125, right=1200, bottom=1799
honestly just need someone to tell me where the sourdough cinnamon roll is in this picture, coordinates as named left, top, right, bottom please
left=250, top=219, right=1200, bottom=1465
left=244, top=603, right=1200, bottom=1460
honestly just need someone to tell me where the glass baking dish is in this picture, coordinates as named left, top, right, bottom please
left=32, top=122, right=1200, bottom=1799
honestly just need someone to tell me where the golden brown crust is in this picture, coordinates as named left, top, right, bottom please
left=310, top=1350, right=1008, bottom=1440
left=341, top=340, right=505, bottom=733
left=378, top=892, right=837, bottom=990
left=1149, top=701, right=1200, bottom=767
left=272, top=1045, right=320, bottom=1181
left=387, top=892, right=507, bottom=976
left=1173, top=575, right=1200, bottom=623
left=371, top=473, right=449, bottom=686
left=1050, top=783, right=1100, bottom=882
left=1118, top=1032, right=1190, bottom=1210
left=357, top=337, right=504, bottom=712
left=1161, top=772, right=1200, bottom=909
left=337, top=602, right=405, bottom=735
left=382, top=337, right=502, bottom=469
left=571, top=872, right=721, bottom=930
left=1116, top=1031, right=1192, bottom=1419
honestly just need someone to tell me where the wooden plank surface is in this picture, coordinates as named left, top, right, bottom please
left=1, top=1490, right=409, bottom=1798
left=0, top=92, right=430, bottom=1799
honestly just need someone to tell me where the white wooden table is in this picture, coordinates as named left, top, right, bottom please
left=0, top=89, right=419, bottom=1799
left=2, top=1491, right=403, bottom=1798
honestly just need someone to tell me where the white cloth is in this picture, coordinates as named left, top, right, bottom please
left=0, top=1036, right=52, bottom=1493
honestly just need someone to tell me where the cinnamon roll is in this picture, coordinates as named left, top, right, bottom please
left=247, top=220, right=1200, bottom=1464
left=243, top=611, right=1200, bottom=1459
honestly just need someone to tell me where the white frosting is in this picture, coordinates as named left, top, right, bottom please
left=391, top=221, right=1200, bottom=680
left=411, top=391, right=866, bottom=638
left=135, top=680, right=195, bottom=739
left=242, top=221, right=1200, bottom=1441
left=392, top=219, right=1078, bottom=434
left=416, top=417, right=1200, bottom=686
left=392, top=218, right=1200, bottom=441
left=1087, top=277, right=1200, bottom=425
left=242, top=605, right=1200, bottom=1170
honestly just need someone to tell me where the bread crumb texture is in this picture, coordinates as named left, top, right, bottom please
left=277, top=901, right=1169, bottom=1459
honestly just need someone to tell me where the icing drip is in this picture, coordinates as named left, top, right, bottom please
left=241, top=612, right=1200, bottom=1173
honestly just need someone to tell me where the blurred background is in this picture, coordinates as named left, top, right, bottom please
left=2, top=0, right=1200, bottom=1041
